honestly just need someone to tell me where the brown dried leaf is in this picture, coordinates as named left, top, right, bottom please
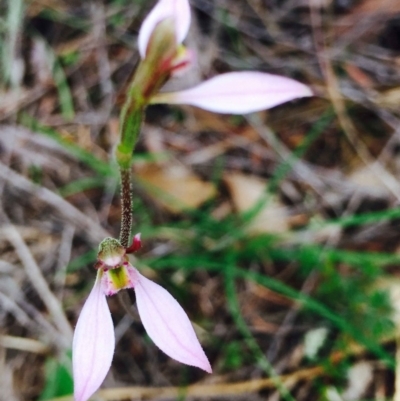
left=348, top=0, right=400, bottom=15
left=347, top=165, right=389, bottom=196
left=135, top=162, right=216, bottom=213
left=373, top=87, right=400, bottom=110
left=342, top=362, right=373, bottom=401
left=382, top=278, right=400, bottom=326
left=224, top=172, right=289, bottom=234
left=344, top=63, right=375, bottom=89
left=335, top=0, right=400, bottom=36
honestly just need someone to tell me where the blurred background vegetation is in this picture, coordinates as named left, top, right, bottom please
left=1, top=0, right=400, bottom=400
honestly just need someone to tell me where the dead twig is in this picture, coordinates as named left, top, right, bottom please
left=47, top=335, right=392, bottom=401
left=0, top=334, right=49, bottom=354
left=309, top=1, right=400, bottom=201
left=0, top=161, right=109, bottom=244
left=2, top=224, right=73, bottom=347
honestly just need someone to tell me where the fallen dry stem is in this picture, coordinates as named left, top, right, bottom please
left=48, top=335, right=389, bottom=401
left=394, top=329, right=400, bottom=401
left=0, top=334, right=49, bottom=354
left=2, top=225, right=73, bottom=347
left=309, top=2, right=400, bottom=200
left=0, top=161, right=109, bottom=244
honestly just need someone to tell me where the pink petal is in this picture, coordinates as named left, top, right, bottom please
left=152, top=71, right=313, bottom=113
left=138, top=0, right=191, bottom=58
left=135, top=271, right=212, bottom=373
left=73, top=273, right=115, bottom=401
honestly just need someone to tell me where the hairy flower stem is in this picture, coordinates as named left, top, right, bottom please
left=119, top=167, right=133, bottom=248
left=116, top=100, right=143, bottom=248
left=116, top=100, right=143, bottom=247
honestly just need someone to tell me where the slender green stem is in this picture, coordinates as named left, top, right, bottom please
left=116, top=87, right=144, bottom=247
left=114, top=18, right=177, bottom=245
left=116, top=101, right=144, bottom=170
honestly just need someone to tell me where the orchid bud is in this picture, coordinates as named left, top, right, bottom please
left=126, top=233, right=142, bottom=254
left=138, top=0, right=191, bottom=59
left=144, top=17, right=177, bottom=70
left=131, top=18, right=179, bottom=102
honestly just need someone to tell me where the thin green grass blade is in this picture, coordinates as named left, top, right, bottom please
left=19, top=113, right=115, bottom=177
left=235, top=267, right=394, bottom=368
left=224, top=265, right=297, bottom=401
left=242, top=109, right=334, bottom=225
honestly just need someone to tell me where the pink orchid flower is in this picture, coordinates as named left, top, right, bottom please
left=73, top=0, right=313, bottom=399
left=138, top=0, right=312, bottom=113
left=73, top=236, right=211, bottom=401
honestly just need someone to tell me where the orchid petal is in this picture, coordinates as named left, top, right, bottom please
left=73, top=273, right=115, bottom=401
left=138, top=0, right=191, bottom=58
left=152, top=71, right=313, bottom=114
left=135, top=271, right=212, bottom=373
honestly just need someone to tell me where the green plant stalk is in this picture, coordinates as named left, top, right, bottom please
left=116, top=93, right=145, bottom=170
left=116, top=92, right=144, bottom=247
left=115, top=18, right=178, bottom=247
left=117, top=97, right=141, bottom=246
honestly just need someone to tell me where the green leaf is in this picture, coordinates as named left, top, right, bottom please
left=39, top=355, right=73, bottom=400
